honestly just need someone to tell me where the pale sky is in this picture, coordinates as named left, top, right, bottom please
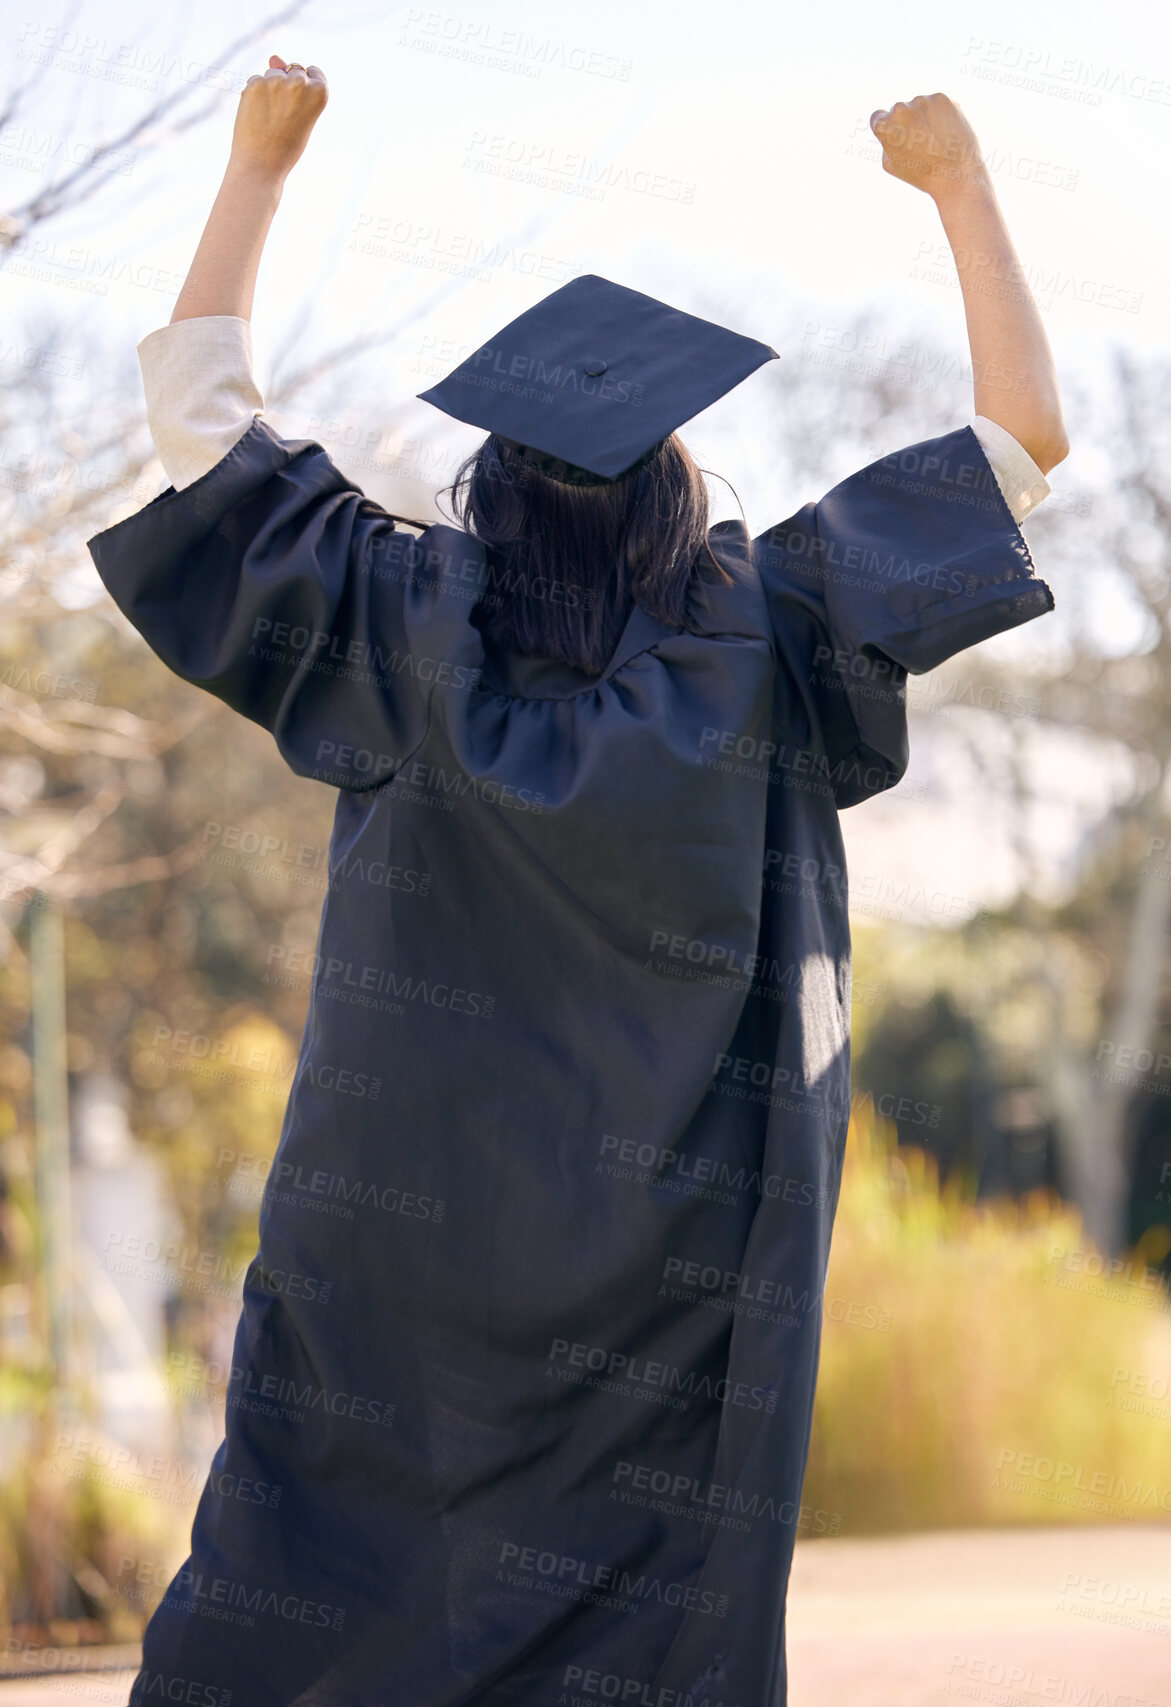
left=4, top=0, right=1166, bottom=917
left=8, top=0, right=1166, bottom=485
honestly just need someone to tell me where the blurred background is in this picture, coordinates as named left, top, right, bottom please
left=2, top=1, right=1170, bottom=1702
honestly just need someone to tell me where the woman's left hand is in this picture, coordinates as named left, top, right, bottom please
left=230, top=55, right=329, bottom=180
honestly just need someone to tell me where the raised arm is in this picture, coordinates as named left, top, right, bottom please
left=870, top=93, right=1070, bottom=476
left=170, top=55, right=328, bottom=324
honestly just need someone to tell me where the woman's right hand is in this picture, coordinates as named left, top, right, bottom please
left=869, top=93, right=989, bottom=203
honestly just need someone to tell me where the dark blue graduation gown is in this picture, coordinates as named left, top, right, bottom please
left=86, top=416, right=1053, bottom=1707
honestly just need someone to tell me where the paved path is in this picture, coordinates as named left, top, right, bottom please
left=2, top=1524, right=1168, bottom=1704
left=786, top=1522, right=1171, bottom=1705
left=0, top=1665, right=138, bottom=1705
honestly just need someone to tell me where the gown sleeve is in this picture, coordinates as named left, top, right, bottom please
left=85, top=324, right=438, bottom=793
left=753, top=422, right=1056, bottom=810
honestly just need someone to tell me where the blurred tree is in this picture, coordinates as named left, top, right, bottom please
left=854, top=987, right=995, bottom=1190
left=1, top=25, right=1169, bottom=1635
left=741, top=305, right=1171, bottom=1260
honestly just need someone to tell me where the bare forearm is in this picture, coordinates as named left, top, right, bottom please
left=170, top=159, right=285, bottom=324
left=871, top=94, right=1069, bottom=476
left=933, top=178, right=1068, bottom=474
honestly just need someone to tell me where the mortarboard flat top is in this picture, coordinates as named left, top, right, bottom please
left=417, top=274, right=778, bottom=482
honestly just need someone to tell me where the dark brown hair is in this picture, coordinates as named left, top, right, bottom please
left=437, top=431, right=738, bottom=676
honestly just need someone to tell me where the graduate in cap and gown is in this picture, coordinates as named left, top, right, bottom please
left=86, top=61, right=1067, bottom=1707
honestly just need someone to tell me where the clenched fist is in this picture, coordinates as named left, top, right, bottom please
left=869, top=93, right=989, bottom=201
left=231, top=55, right=329, bottom=180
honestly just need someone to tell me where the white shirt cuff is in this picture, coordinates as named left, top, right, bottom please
left=137, top=315, right=264, bottom=491
left=970, top=415, right=1051, bottom=524
left=135, top=326, right=1054, bottom=532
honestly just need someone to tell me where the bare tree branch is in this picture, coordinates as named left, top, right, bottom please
left=0, top=0, right=314, bottom=252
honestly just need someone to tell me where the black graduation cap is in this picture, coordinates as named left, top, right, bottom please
left=417, top=274, right=778, bottom=485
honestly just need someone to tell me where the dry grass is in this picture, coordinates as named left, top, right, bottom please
left=803, top=1105, right=1171, bottom=1534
